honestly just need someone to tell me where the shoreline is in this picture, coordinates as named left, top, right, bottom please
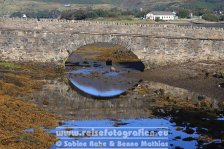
left=0, top=62, right=63, bottom=148
left=0, top=60, right=223, bottom=148
left=126, top=60, right=224, bottom=101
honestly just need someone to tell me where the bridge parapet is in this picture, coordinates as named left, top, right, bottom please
left=0, top=17, right=224, bottom=40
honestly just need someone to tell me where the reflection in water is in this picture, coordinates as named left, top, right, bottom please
left=69, top=79, right=124, bottom=98
left=68, top=64, right=140, bottom=98
left=47, top=118, right=200, bottom=149
left=23, top=79, right=224, bottom=148
left=22, top=79, right=153, bottom=119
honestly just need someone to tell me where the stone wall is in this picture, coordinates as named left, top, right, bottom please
left=0, top=18, right=224, bottom=68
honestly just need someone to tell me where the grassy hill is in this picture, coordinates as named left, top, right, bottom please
left=1, top=0, right=224, bottom=16
left=0, top=0, right=112, bottom=15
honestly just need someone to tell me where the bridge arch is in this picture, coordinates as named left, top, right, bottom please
left=60, top=33, right=144, bottom=65
left=64, top=39, right=145, bottom=71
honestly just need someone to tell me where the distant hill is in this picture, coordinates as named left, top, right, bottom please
left=0, top=0, right=112, bottom=15
left=1, top=0, right=224, bottom=15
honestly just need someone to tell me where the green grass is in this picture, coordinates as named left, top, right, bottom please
left=0, top=61, right=21, bottom=69
left=92, top=17, right=155, bottom=24
left=40, top=0, right=105, bottom=4
left=1, top=0, right=224, bottom=16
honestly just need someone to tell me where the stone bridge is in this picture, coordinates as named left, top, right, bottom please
left=1, top=18, right=224, bottom=69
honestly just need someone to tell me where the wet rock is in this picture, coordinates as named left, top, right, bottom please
left=175, top=146, right=184, bottom=149
left=198, top=95, right=206, bottom=101
left=58, top=121, right=65, bottom=126
left=176, top=127, right=183, bottom=131
left=0, top=73, right=4, bottom=79
left=106, top=59, right=112, bottom=66
left=212, top=72, right=224, bottom=79
left=158, top=109, right=165, bottom=114
left=199, top=135, right=213, bottom=142
left=199, top=98, right=213, bottom=108
left=184, top=127, right=195, bottom=134
left=42, top=100, right=49, bottom=106
left=218, top=83, right=224, bottom=88
left=174, top=136, right=181, bottom=139
left=113, top=120, right=129, bottom=127
left=183, top=137, right=196, bottom=141
left=83, top=61, right=89, bottom=64
left=64, top=128, right=73, bottom=131
left=93, top=64, right=101, bottom=67
left=110, top=66, right=117, bottom=72
left=102, top=71, right=109, bottom=74
left=154, top=89, right=165, bottom=95
left=205, top=72, right=209, bottom=78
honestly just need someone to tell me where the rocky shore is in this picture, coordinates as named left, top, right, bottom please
left=0, top=62, right=63, bottom=148
left=0, top=45, right=224, bottom=148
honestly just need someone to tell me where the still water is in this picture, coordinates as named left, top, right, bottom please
left=23, top=75, right=224, bottom=149
left=68, top=62, right=140, bottom=98
left=48, top=118, right=199, bottom=149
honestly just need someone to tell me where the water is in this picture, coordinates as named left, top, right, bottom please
left=22, top=46, right=224, bottom=148
left=70, top=79, right=125, bottom=98
left=25, top=109, right=224, bottom=149
left=24, top=116, right=224, bottom=149
left=67, top=60, right=140, bottom=98
left=47, top=118, right=199, bottom=149
left=22, top=76, right=224, bottom=149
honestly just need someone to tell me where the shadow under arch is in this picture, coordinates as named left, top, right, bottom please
left=65, top=42, right=145, bottom=71
left=64, top=42, right=144, bottom=99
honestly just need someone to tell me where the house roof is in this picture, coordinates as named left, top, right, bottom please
left=148, top=11, right=175, bottom=16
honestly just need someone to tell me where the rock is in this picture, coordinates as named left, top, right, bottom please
left=42, top=100, right=49, bottom=106
left=83, top=61, right=89, bottom=64
left=106, top=59, right=112, bottom=66
left=110, top=66, right=116, bottom=72
left=159, top=109, right=165, bottom=114
left=154, top=89, right=165, bottom=95
left=184, top=127, right=195, bottom=134
left=212, top=72, right=224, bottom=79
left=0, top=73, right=4, bottom=79
left=218, top=83, right=224, bottom=88
left=113, top=120, right=129, bottom=127
left=58, top=121, right=65, bottom=126
left=199, top=98, right=213, bottom=108
left=174, top=136, right=181, bottom=139
left=176, top=127, right=183, bottom=131
left=183, top=137, right=196, bottom=141
left=198, top=95, right=206, bottom=101
left=205, top=72, right=209, bottom=78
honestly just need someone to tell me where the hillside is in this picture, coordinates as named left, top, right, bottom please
left=0, top=0, right=112, bottom=15
left=0, top=0, right=224, bottom=15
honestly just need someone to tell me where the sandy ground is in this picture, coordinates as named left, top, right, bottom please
left=127, top=60, right=224, bottom=100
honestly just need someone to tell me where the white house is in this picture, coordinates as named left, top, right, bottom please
left=146, top=11, right=176, bottom=20
left=22, top=14, right=27, bottom=18
left=64, top=4, right=71, bottom=7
